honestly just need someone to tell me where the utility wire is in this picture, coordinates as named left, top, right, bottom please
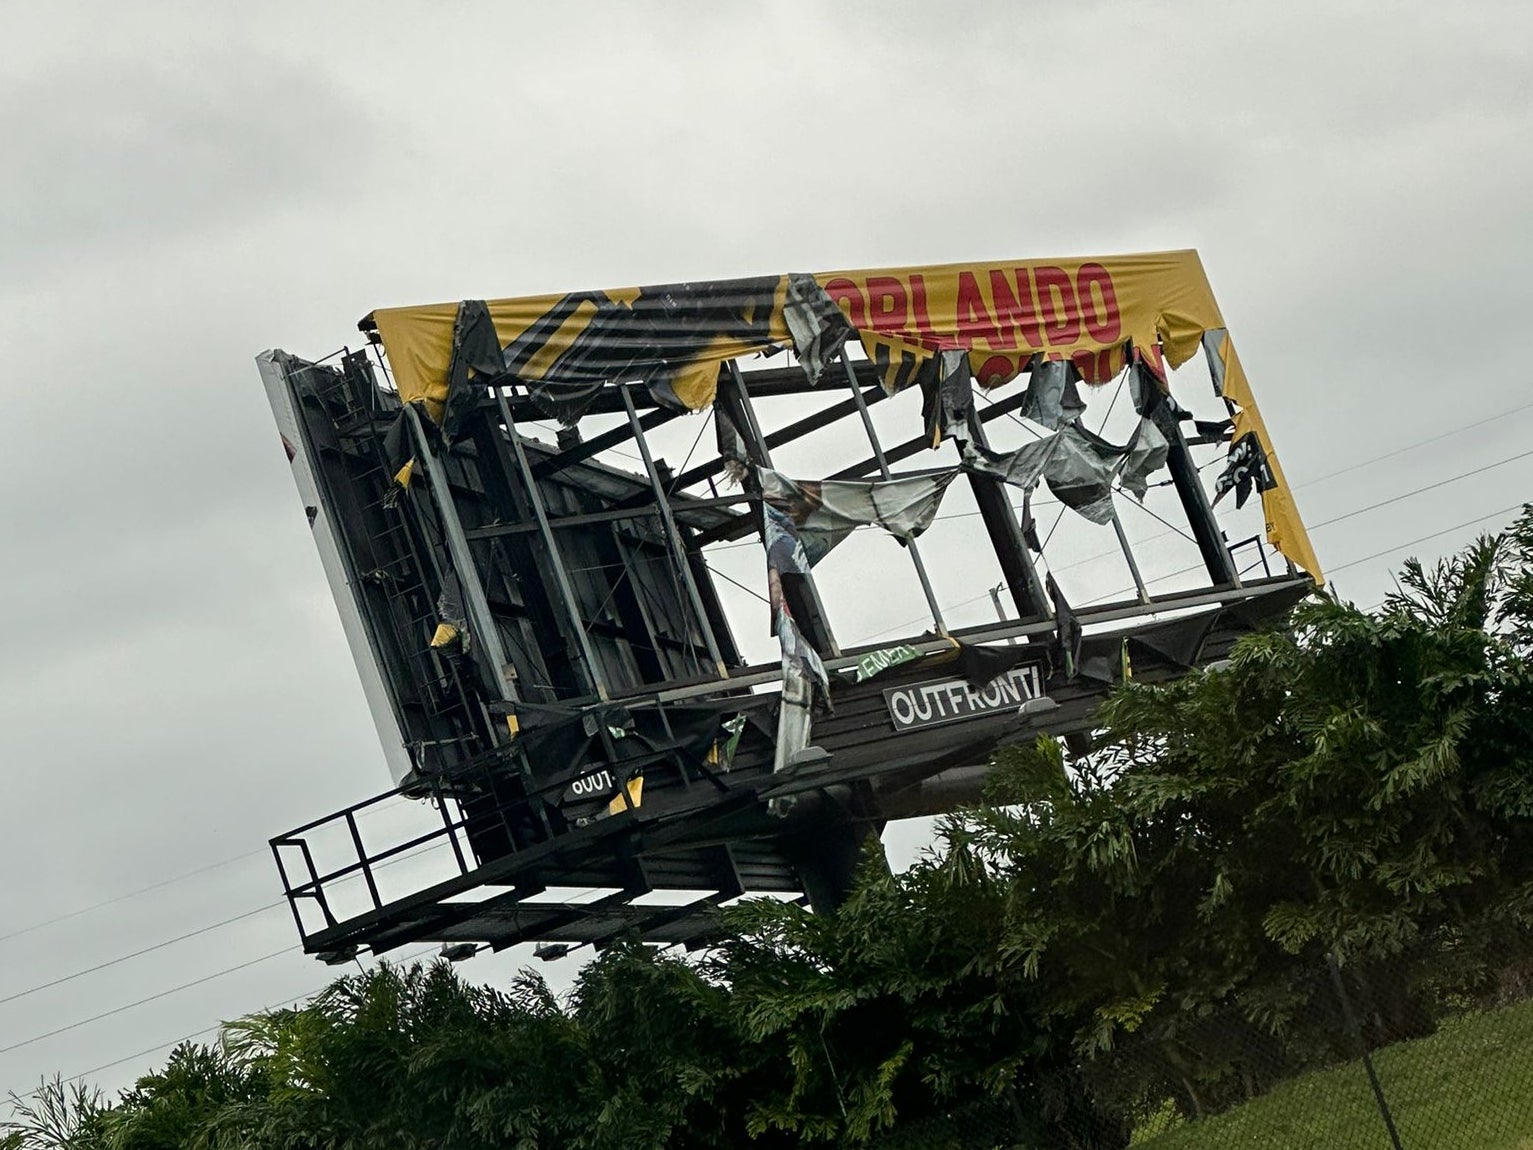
left=2, top=932, right=475, bottom=1072
left=1307, top=447, right=1533, bottom=530
left=0, top=903, right=284, bottom=1009
left=1080, top=502, right=1528, bottom=608
left=0, top=849, right=269, bottom=948
left=1298, top=397, right=1533, bottom=490
left=0, top=823, right=448, bottom=1011
left=0, top=781, right=422, bottom=954
left=1326, top=504, right=1526, bottom=576
left=1040, top=427, right=1533, bottom=608
left=5, top=945, right=444, bottom=1106
left=0, top=947, right=294, bottom=1059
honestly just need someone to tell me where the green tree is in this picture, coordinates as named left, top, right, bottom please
left=951, top=510, right=1533, bottom=1127
left=9, top=511, right=1533, bottom=1149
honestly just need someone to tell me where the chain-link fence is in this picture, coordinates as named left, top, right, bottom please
left=870, top=945, right=1533, bottom=1149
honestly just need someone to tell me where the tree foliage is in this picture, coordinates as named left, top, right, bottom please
left=9, top=510, right=1533, bottom=1148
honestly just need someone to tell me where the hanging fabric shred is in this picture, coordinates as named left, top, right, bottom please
left=431, top=572, right=468, bottom=650
left=953, top=640, right=1047, bottom=687
left=919, top=349, right=975, bottom=448
left=1047, top=573, right=1083, bottom=679
left=1195, top=417, right=1234, bottom=442
left=714, top=403, right=751, bottom=486
left=1202, top=328, right=1229, bottom=396
left=962, top=434, right=1060, bottom=491
left=1020, top=486, right=1042, bottom=552
left=782, top=273, right=857, bottom=386
left=775, top=607, right=828, bottom=693
left=760, top=502, right=828, bottom=700
left=758, top=468, right=956, bottom=566
left=1041, top=424, right=1122, bottom=526
left=441, top=300, right=506, bottom=442
left=1019, top=359, right=1087, bottom=429
left=1119, top=417, right=1170, bottom=501
left=964, top=413, right=1168, bottom=528
left=525, top=378, right=609, bottom=427
left=858, top=330, right=933, bottom=395
left=706, top=714, right=748, bottom=769
left=1214, top=431, right=1277, bottom=509
left=848, top=643, right=925, bottom=683
left=381, top=411, right=415, bottom=506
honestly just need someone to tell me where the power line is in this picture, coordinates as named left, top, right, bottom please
left=5, top=945, right=445, bottom=1106
left=1080, top=502, right=1528, bottom=608
left=0, top=778, right=425, bottom=956
left=0, top=821, right=448, bottom=1013
left=1295, top=397, right=1533, bottom=490
left=0, top=848, right=269, bottom=948
left=0, top=903, right=285, bottom=1009
left=1051, top=436, right=1533, bottom=609
left=1326, top=504, right=1525, bottom=576
left=1307, top=447, right=1533, bottom=530
left=0, top=946, right=295, bottom=1059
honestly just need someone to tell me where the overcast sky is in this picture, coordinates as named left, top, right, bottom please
left=2, top=0, right=1530, bottom=1104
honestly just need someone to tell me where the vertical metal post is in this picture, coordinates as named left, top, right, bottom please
left=965, top=405, right=1049, bottom=619
left=618, top=383, right=729, bottom=679
left=436, top=792, right=469, bottom=876
left=405, top=404, right=519, bottom=702
left=1109, top=509, right=1151, bottom=604
left=346, top=812, right=382, bottom=910
left=988, top=585, right=1018, bottom=644
left=491, top=389, right=610, bottom=699
left=838, top=355, right=946, bottom=633
left=721, top=362, right=841, bottom=657
left=1328, top=954, right=1406, bottom=1150
left=1161, top=413, right=1239, bottom=587
left=658, top=458, right=742, bottom=670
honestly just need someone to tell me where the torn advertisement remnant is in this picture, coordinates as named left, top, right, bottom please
left=365, top=250, right=1322, bottom=580
left=759, top=468, right=955, bottom=565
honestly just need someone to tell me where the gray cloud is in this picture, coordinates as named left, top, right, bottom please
left=0, top=52, right=377, bottom=270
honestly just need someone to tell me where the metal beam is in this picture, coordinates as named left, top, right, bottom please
left=531, top=397, right=676, bottom=478
left=464, top=493, right=752, bottom=541
left=483, top=360, right=889, bottom=419
left=405, top=404, right=520, bottom=704
left=1160, top=409, right=1238, bottom=586
left=837, top=354, right=946, bottom=632
left=618, top=384, right=729, bottom=678
left=491, top=390, right=611, bottom=699
left=961, top=405, right=1049, bottom=619
left=665, top=380, right=888, bottom=493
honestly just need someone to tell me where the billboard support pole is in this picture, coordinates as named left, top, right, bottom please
left=1110, top=508, right=1152, bottom=603
left=492, top=389, right=610, bottom=700
left=405, top=404, right=520, bottom=704
left=619, top=383, right=729, bottom=679
left=838, top=354, right=947, bottom=634
left=1162, top=414, right=1239, bottom=586
left=962, top=405, right=1050, bottom=619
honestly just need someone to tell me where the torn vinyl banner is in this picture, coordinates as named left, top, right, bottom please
left=364, top=249, right=1321, bottom=581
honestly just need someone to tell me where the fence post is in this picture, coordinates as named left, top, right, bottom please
left=1327, top=953, right=1406, bottom=1150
